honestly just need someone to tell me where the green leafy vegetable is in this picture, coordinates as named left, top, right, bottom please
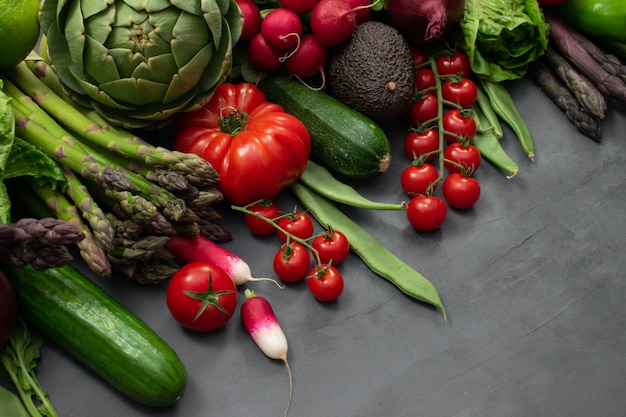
left=0, top=385, right=31, bottom=417
left=0, top=318, right=59, bottom=417
left=457, top=0, right=549, bottom=81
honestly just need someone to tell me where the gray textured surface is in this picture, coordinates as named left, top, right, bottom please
left=15, top=78, right=626, bottom=417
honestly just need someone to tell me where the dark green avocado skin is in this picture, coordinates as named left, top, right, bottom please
left=327, top=21, right=416, bottom=123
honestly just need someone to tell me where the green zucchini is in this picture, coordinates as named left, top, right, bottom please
left=258, top=73, right=391, bottom=180
left=2, top=262, right=187, bottom=407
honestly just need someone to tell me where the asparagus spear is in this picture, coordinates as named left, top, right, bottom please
left=568, top=28, right=626, bottom=84
left=545, top=12, right=626, bottom=103
left=542, top=46, right=607, bottom=119
left=528, top=60, right=602, bottom=142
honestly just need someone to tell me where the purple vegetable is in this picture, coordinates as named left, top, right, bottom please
left=384, top=0, right=466, bottom=44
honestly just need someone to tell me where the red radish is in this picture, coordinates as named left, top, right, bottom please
left=248, top=32, right=283, bottom=73
left=310, top=0, right=378, bottom=46
left=241, top=289, right=293, bottom=417
left=261, top=8, right=303, bottom=52
left=235, top=0, right=263, bottom=43
left=343, top=0, right=373, bottom=23
left=279, top=0, right=319, bottom=15
left=283, top=34, right=328, bottom=81
left=167, top=235, right=284, bottom=288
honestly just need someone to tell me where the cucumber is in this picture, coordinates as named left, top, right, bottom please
left=258, top=73, right=391, bottom=180
left=3, top=262, right=187, bottom=407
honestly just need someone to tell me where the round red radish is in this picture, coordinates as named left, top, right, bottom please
left=235, top=0, right=262, bottom=43
left=248, top=32, right=283, bottom=73
left=284, top=34, right=328, bottom=79
left=343, top=0, right=373, bottom=23
left=261, top=8, right=303, bottom=52
left=279, top=0, right=319, bottom=15
left=310, top=0, right=357, bottom=46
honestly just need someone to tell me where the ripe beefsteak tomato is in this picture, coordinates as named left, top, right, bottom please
left=173, top=83, right=311, bottom=205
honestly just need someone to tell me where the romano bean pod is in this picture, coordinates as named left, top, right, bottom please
left=299, top=160, right=407, bottom=211
left=289, top=181, right=446, bottom=319
left=471, top=104, right=519, bottom=178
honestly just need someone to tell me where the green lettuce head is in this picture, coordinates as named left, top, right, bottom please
left=40, top=0, right=243, bottom=129
left=458, top=0, right=549, bottom=82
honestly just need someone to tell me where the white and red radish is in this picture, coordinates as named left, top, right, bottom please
left=283, top=34, right=328, bottom=82
left=261, top=8, right=303, bottom=52
left=279, top=0, right=319, bottom=15
left=235, top=0, right=262, bottom=43
left=248, top=32, right=283, bottom=74
left=166, top=235, right=284, bottom=288
left=241, top=289, right=293, bottom=417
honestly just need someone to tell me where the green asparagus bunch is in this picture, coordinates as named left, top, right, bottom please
left=1, top=56, right=231, bottom=284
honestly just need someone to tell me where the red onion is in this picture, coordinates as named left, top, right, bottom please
left=384, top=0, right=466, bottom=44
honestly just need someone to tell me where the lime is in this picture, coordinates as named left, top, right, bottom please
left=0, top=0, right=41, bottom=69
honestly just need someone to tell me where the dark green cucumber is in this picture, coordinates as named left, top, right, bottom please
left=3, top=262, right=187, bottom=407
left=258, top=73, right=391, bottom=180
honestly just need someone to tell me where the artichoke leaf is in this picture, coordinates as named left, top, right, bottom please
left=196, top=20, right=232, bottom=93
left=84, top=37, right=121, bottom=85
left=124, top=0, right=172, bottom=13
left=166, top=44, right=214, bottom=104
left=199, top=0, right=224, bottom=47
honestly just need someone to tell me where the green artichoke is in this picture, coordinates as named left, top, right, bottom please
left=39, top=0, right=243, bottom=129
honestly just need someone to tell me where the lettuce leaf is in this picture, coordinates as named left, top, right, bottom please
left=458, top=0, right=550, bottom=82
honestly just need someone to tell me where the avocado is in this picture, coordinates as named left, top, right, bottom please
left=327, top=21, right=415, bottom=123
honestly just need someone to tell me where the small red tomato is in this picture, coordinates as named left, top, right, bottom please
left=406, top=94, right=439, bottom=128
left=414, top=68, right=437, bottom=93
left=442, top=173, right=481, bottom=209
left=443, top=142, right=482, bottom=175
left=442, top=78, right=478, bottom=109
left=436, top=51, right=471, bottom=77
left=400, top=163, right=440, bottom=196
left=276, top=211, right=315, bottom=242
left=166, top=261, right=237, bottom=332
left=404, top=128, right=440, bottom=162
left=244, top=200, right=282, bottom=235
left=406, top=195, right=447, bottom=232
left=306, top=264, right=344, bottom=302
left=273, top=242, right=311, bottom=282
left=311, top=229, right=350, bottom=265
left=411, top=48, right=430, bottom=67
left=442, top=109, right=477, bottom=143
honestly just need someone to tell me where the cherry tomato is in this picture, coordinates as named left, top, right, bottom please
left=443, top=142, right=482, bottom=175
left=442, top=109, right=477, bottom=143
left=276, top=211, right=315, bottom=242
left=406, top=93, right=439, bottom=128
left=404, top=128, right=440, bottom=162
left=406, top=195, right=447, bottom=232
left=273, top=242, right=311, bottom=282
left=306, top=264, right=344, bottom=302
left=411, top=47, right=430, bottom=67
left=442, top=173, right=481, bottom=209
left=244, top=200, right=281, bottom=235
left=400, top=163, right=440, bottom=196
left=166, top=261, right=237, bottom=332
left=311, top=229, right=350, bottom=265
left=442, top=78, right=478, bottom=109
left=0, top=271, right=17, bottom=344
left=436, top=51, right=471, bottom=77
left=414, top=68, right=436, bottom=93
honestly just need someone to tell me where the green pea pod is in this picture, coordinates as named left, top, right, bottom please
left=299, top=160, right=406, bottom=211
left=472, top=104, right=519, bottom=179
left=479, top=79, right=535, bottom=161
left=290, top=181, right=446, bottom=319
left=475, top=85, right=503, bottom=139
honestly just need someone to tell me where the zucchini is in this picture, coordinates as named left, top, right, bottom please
left=2, top=262, right=187, bottom=407
left=258, top=73, right=391, bottom=180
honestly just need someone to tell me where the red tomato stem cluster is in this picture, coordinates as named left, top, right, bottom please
left=234, top=200, right=350, bottom=302
left=403, top=49, right=483, bottom=232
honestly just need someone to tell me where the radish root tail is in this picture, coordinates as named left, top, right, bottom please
left=283, top=358, right=293, bottom=417
left=250, top=277, right=286, bottom=289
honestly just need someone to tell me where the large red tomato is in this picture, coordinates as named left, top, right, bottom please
left=173, top=83, right=311, bottom=205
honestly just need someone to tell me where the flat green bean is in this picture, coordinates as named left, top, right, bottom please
left=290, top=181, right=446, bottom=319
left=480, top=79, right=535, bottom=161
left=472, top=105, right=519, bottom=179
left=299, top=160, right=406, bottom=211
left=475, top=86, right=504, bottom=139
